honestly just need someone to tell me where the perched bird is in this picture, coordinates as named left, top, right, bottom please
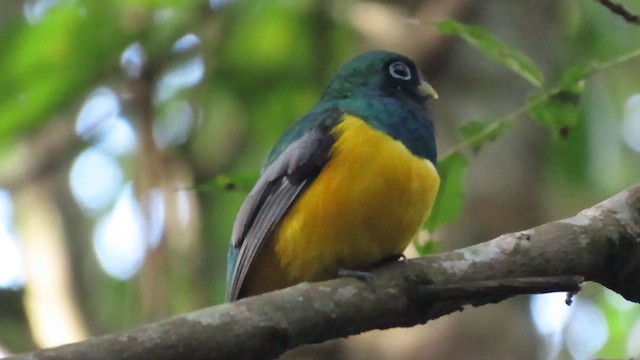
left=226, top=51, right=440, bottom=301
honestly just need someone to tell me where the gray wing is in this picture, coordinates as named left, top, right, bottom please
left=226, top=120, right=338, bottom=301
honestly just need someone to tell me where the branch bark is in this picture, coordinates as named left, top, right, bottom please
left=6, top=184, right=640, bottom=360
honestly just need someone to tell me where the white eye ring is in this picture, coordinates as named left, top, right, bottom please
left=388, top=61, right=412, bottom=80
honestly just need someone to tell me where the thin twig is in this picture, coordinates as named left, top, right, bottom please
left=441, top=46, right=640, bottom=160
left=420, top=276, right=584, bottom=302
left=597, top=0, right=640, bottom=24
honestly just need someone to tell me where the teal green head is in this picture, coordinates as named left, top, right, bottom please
left=321, top=51, right=438, bottom=103
left=265, top=50, right=438, bottom=168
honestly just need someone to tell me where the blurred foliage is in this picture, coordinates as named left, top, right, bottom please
left=436, top=19, right=545, bottom=87
left=428, top=17, right=640, bottom=262
left=0, top=0, right=639, bottom=359
left=422, top=152, right=467, bottom=236
left=599, top=291, right=640, bottom=357
left=1, top=2, right=125, bottom=136
left=456, top=120, right=510, bottom=154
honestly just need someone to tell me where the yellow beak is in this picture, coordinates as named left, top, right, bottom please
left=419, top=81, right=438, bottom=100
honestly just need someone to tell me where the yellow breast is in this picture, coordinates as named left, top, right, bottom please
left=272, top=113, right=440, bottom=282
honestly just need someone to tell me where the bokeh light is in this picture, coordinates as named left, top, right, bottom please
left=565, top=299, right=609, bottom=359
left=120, top=42, right=146, bottom=79
left=0, top=190, right=25, bottom=289
left=622, top=94, right=640, bottom=153
left=172, top=33, right=200, bottom=53
left=627, top=317, right=640, bottom=357
left=153, top=101, right=194, bottom=148
left=155, top=39, right=204, bottom=103
left=76, top=87, right=121, bottom=140
left=23, top=0, right=59, bottom=24
left=93, top=116, right=138, bottom=156
left=69, top=149, right=124, bottom=213
left=93, top=184, right=146, bottom=280
left=145, top=188, right=166, bottom=249
left=530, top=292, right=572, bottom=359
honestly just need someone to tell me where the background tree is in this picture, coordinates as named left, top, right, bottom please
left=0, top=0, right=639, bottom=359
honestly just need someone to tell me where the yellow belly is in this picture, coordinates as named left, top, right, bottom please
left=241, top=114, right=440, bottom=296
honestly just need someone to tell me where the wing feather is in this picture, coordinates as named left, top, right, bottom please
left=226, top=109, right=340, bottom=301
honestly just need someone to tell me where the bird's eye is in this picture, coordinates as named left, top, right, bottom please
left=388, top=61, right=412, bottom=81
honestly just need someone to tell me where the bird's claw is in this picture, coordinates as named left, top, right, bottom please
left=338, top=268, right=377, bottom=291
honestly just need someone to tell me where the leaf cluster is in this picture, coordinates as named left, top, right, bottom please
left=422, top=20, right=640, bottom=243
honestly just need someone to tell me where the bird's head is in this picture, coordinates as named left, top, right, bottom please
left=320, top=51, right=437, bottom=104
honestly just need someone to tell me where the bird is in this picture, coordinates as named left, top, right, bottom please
left=226, top=50, right=440, bottom=301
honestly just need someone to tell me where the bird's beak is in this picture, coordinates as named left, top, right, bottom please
left=419, top=80, right=438, bottom=100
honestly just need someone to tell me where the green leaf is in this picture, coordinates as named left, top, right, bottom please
left=0, top=2, right=136, bottom=143
left=559, top=63, right=596, bottom=90
left=414, top=236, right=439, bottom=257
left=528, top=91, right=581, bottom=139
left=457, top=120, right=510, bottom=153
left=527, top=63, right=594, bottom=139
left=597, top=291, right=640, bottom=358
left=424, top=152, right=468, bottom=232
left=436, top=20, right=544, bottom=87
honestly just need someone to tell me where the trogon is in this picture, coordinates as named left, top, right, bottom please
left=226, top=51, right=440, bottom=301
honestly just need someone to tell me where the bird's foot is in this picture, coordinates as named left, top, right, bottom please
left=374, top=253, right=422, bottom=282
left=337, top=254, right=409, bottom=290
left=338, top=268, right=375, bottom=283
left=374, top=253, right=406, bottom=268
left=338, top=268, right=378, bottom=292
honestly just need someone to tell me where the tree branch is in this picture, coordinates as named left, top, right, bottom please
left=596, top=0, right=640, bottom=25
left=6, top=184, right=640, bottom=360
